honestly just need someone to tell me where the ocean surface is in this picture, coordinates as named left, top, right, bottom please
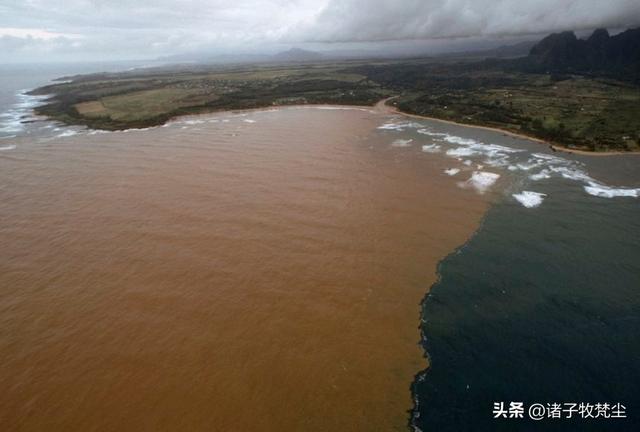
left=1, top=64, right=639, bottom=431
left=0, top=64, right=489, bottom=431
left=391, top=125, right=640, bottom=431
left=0, top=62, right=155, bottom=144
left=411, top=179, right=640, bottom=432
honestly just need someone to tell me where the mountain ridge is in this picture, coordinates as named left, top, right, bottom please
left=522, top=27, right=640, bottom=81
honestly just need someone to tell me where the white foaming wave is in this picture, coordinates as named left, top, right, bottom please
left=461, top=171, right=500, bottom=194
left=445, top=136, right=523, bottom=156
left=0, top=90, right=50, bottom=135
left=90, top=126, right=153, bottom=135
left=515, top=162, right=540, bottom=171
left=0, top=134, right=16, bottom=139
left=446, top=147, right=477, bottom=157
left=443, top=135, right=479, bottom=146
left=392, top=138, right=413, bottom=147
left=463, top=160, right=472, bottom=166
left=417, top=128, right=449, bottom=137
left=377, top=121, right=422, bottom=131
left=88, top=129, right=112, bottom=135
left=56, top=130, right=78, bottom=138
left=531, top=152, right=569, bottom=164
left=483, top=143, right=522, bottom=154
left=378, top=119, right=639, bottom=201
left=441, top=135, right=523, bottom=164
left=125, top=127, right=153, bottom=132
left=548, top=166, right=594, bottom=183
left=522, top=155, right=639, bottom=200
left=421, top=144, right=441, bottom=153
left=502, top=153, right=594, bottom=183
left=530, top=169, right=552, bottom=181
left=183, top=119, right=206, bottom=125
left=0, top=144, right=16, bottom=151
left=513, top=191, right=546, bottom=208
left=378, top=122, right=405, bottom=130
left=444, top=168, right=460, bottom=176
left=14, top=90, right=49, bottom=108
left=584, top=183, right=640, bottom=198
left=243, top=119, right=256, bottom=123
left=487, top=155, right=514, bottom=167
left=0, top=119, right=24, bottom=133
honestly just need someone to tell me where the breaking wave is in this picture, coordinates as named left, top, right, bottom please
left=512, top=191, right=546, bottom=208
left=460, top=171, right=500, bottom=194
left=392, top=138, right=413, bottom=147
left=0, top=90, right=49, bottom=138
left=378, top=119, right=640, bottom=205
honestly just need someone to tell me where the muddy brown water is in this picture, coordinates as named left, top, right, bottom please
left=0, top=107, right=489, bottom=431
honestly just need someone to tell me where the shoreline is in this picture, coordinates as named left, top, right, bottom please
left=28, top=100, right=381, bottom=133
left=174, top=102, right=378, bottom=121
left=380, top=99, right=640, bottom=157
left=31, top=94, right=639, bottom=156
left=218, top=99, right=640, bottom=157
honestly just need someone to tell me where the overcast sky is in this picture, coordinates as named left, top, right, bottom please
left=1, top=0, right=639, bottom=63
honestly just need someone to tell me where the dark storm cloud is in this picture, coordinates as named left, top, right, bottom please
left=299, top=0, right=640, bottom=42
left=1, top=0, right=638, bottom=62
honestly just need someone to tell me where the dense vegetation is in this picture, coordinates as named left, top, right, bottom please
left=371, top=64, right=640, bottom=152
left=30, top=29, right=640, bottom=152
left=30, top=63, right=391, bottom=131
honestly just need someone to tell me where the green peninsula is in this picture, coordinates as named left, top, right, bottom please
left=30, top=29, right=640, bottom=152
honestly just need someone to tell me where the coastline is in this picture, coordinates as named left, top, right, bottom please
left=172, top=102, right=378, bottom=121
left=30, top=99, right=381, bottom=132
left=381, top=99, right=640, bottom=157
left=237, top=98, right=640, bottom=157
left=29, top=92, right=640, bottom=156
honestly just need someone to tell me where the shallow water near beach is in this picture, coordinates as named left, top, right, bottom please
left=405, top=129, right=640, bottom=431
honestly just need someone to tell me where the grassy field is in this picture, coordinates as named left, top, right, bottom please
left=31, top=58, right=640, bottom=152
left=31, top=62, right=389, bottom=130
left=393, top=73, right=640, bottom=151
left=75, top=87, right=219, bottom=121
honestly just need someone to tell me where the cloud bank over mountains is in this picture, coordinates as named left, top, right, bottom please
left=304, top=0, right=640, bottom=41
left=1, top=0, right=639, bottom=62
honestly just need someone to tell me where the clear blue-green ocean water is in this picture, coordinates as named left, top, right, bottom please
left=411, top=170, right=640, bottom=431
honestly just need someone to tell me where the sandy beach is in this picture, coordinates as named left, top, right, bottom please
left=377, top=98, right=640, bottom=157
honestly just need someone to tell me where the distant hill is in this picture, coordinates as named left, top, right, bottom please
left=437, top=40, right=536, bottom=59
left=156, top=52, right=271, bottom=65
left=521, top=28, right=640, bottom=81
left=272, top=48, right=323, bottom=62
left=485, top=41, right=538, bottom=58
left=157, top=48, right=324, bottom=65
